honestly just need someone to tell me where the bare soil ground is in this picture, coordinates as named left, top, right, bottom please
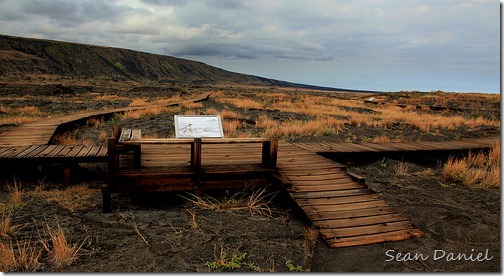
left=0, top=84, right=500, bottom=272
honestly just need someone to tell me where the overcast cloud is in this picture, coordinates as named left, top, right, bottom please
left=0, top=0, right=499, bottom=93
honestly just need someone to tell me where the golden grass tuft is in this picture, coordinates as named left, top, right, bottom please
left=487, top=142, right=500, bottom=167
left=98, top=130, right=108, bottom=143
left=39, top=223, right=83, bottom=268
left=372, top=135, right=391, bottom=143
left=0, top=239, right=41, bottom=272
left=0, top=213, right=15, bottom=238
left=395, top=161, right=409, bottom=176
left=442, top=142, right=500, bottom=188
left=442, top=157, right=468, bottom=184
left=184, top=187, right=275, bottom=217
left=222, top=120, right=244, bottom=137
left=9, top=179, right=23, bottom=206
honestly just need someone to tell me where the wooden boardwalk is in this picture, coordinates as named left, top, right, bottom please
left=0, top=92, right=212, bottom=147
left=128, top=142, right=425, bottom=248
left=276, top=142, right=424, bottom=248
left=0, top=144, right=107, bottom=162
left=293, top=137, right=499, bottom=154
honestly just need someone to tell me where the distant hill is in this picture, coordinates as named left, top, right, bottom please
left=0, top=34, right=352, bottom=91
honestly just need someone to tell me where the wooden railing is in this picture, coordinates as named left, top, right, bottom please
left=108, top=126, right=278, bottom=171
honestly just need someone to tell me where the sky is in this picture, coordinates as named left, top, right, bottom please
left=0, top=0, right=500, bottom=93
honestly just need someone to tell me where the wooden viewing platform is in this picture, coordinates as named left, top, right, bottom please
left=104, top=129, right=426, bottom=248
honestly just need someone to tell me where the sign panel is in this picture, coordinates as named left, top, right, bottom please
left=174, top=115, right=224, bottom=138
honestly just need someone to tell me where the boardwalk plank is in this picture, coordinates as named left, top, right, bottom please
left=315, top=213, right=409, bottom=229
left=320, top=221, right=414, bottom=238
left=13, top=145, right=40, bottom=158
left=308, top=206, right=398, bottom=221
left=289, top=189, right=367, bottom=199
left=296, top=194, right=380, bottom=206
left=326, top=229, right=425, bottom=248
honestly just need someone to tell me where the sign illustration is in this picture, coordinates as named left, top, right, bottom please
left=174, top=115, right=224, bottom=138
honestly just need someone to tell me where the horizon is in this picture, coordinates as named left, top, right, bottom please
left=0, top=0, right=500, bottom=94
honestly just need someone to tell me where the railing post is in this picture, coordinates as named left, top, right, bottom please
left=191, top=138, right=202, bottom=169
left=262, top=138, right=278, bottom=167
left=113, top=125, right=122, bottom=142
left=132, top=144, right=141, bottom=168
left=270, top=138, right=278, bottom=167
left=107, top=138, right=118, bottom=173
left=262, top=140, right=271, bottom=165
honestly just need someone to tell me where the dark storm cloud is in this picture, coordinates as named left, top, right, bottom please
left=19, top=0, right=134, bottom=26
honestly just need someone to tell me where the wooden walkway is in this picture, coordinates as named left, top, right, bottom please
left=0, top=144, right=107, bottom=162
left=276, top=142, right=424, bottom=248
left=0, top=92, right=212, bottom=147
left=129, top=142, right=425, bottom=248
left=293, top=137, right=499, bottom=154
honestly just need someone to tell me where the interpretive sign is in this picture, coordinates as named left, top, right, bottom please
left=174, top=115, right=224, bottom=138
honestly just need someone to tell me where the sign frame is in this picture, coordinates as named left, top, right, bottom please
left=174, top=115, right=224, bottom=138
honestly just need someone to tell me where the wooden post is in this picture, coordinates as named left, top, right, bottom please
left=191, top=138, right=202, bottom=169
left=107, top=138, right=118, bottom=173
left=132, top=144, right=141, bottom=168
left=262, top=140, right=271, bottom=165
left=113, top=125, right=122, bottom=141
left=269, top=138, right=278, bottom=167
left=262, top=138, right=278, bottom=167
left=63, top=165, right=71, bottom=186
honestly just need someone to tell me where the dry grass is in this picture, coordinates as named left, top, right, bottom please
left=184, top=187, right=275, bottom=217
left=222, top=120, right=244, bottom=137
left=129, top=98, right=149, bottom=107
left=206, top=108, right=240, bottom=120
left=122, top=106, right=167, bottom=119
left=93, top=94, right=129, bottom=101
left=217, top=97, right=264, bottom=110
left=0, top=239, right=42, bottom=272
left=51, top=131, right=93, bottom=145
left=39, top=223, right=83, bottom=268
left=130, top=214, right=149, bottom=244
left=28, top=185, right=99, bottom=212
left=372, top=135, right=391, bottom=143
left=0, top=213, right=15, bottom=238
left=442, top=142, right=500, bottom=188
left=181, top=101, right=204, bottom=109
left=0, top=105, right=45, bottom=125
left=259, top=118, right=340, bottom=138
left=0, top=116, right=39, bottom=125
left=226, top=92, right=500, bottom=137
left=98, top=130, right=108, bottom=143
left=395, top=161, right=409, bottom=176
left=9, top=179, right=23, bottom=206
left=86, top=117, right=103, bottom=128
